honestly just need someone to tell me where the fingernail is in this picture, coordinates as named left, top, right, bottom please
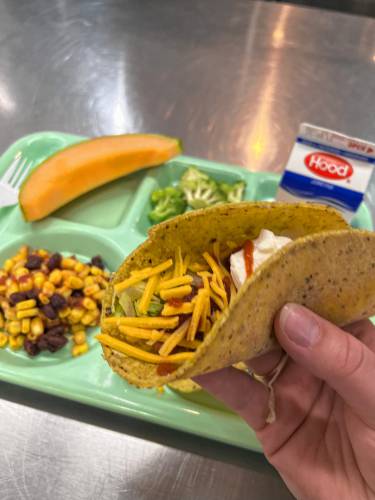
left=280, top=304, right=320, bottom=348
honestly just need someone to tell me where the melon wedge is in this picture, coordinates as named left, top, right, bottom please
left=19, top=134, right=182, bottom=221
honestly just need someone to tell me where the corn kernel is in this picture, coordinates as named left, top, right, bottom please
left=74, top=262, right=85, bottom=273
left=71, top=324, right=85, bottom=333
left=61, top=270, right=74, bottom=280
left=16, top=308, right=39, bottom=319
left=40, top=263, right=49, bottom=274
left=27, top=331, right=40, bottom=342
left=37, top=249, right=49, bottom=258
left=78, top=266, right=90, bottom=278
left=56, top=286, right=72, bottom=299
left=38, top=292, right=50, bottom=305
left=21, top=318, right=31, bottom=334
left=95, top=275, right=109, bottom=289
left=0, top=312, right=4, bottom=328
left=4, top=259, right=14, bottom=272
left=0, top=270, right=7, bottom=279
left=13, top=267, right=29, bottom=279
left=33, top=272, right=46, bottom=288
left=81, top=312, right=94, bottom=325
left=42, top=281, right=55, bottom=296
left=90, top=266, right=103, bottom=276
left=19, top=277, right=33, bottom=292
left=67, top=276, right=84, bottom=289
left=84, top=276, right=95, bottom=287
left=69, top=307, right=84, bottom=324
left=93, top=290, right=105, bottom=302
left=16, top=299, right=36, bottom=310
left=30, top=317, right=44, bottom=336
left=7, top=320, right=22, bottom=335
left=4, top=308, right=17, bottom=320
left=0, top=285, right=6, bottom=294
left=103, top=270, right=110, bottom=279
left=73, top=330, right=86, bottom=345
left=62, top=257, right=76, bottom=269
left=49, top=269, right=62, bottom=285
left=19, top=245, right=28, bottom=258
left=1, top=300, right=9, bottom=310
left=13, top=257, right=27, bottom=267
left=9, top=335, right=24, bottom=350
left=72, top=342, right=89, bottom=357
left=7, top=283, right=20, bottom=296
left=58, top=307, right=71, bottom=319
left=0, top=332, right=8, bottom=347
left=84, top=284, right=100, bottom=296
left=82, top=297, right=96, bottom=310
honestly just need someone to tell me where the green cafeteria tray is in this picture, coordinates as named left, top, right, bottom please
left=0, top=132, right=372, bottom=453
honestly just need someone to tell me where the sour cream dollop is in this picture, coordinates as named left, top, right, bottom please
left=230, top=229, right=292, bottom=289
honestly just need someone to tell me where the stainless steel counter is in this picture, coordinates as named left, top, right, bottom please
left=1, top=1, right=375, bottom=499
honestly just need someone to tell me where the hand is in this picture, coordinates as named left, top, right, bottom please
left=195, top=304, right=375, bottom=500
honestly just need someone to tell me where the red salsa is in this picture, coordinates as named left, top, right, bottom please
left=157, top=363, right=178, bottom=376
left=167, top=297, right=184, bottom=307
left=243, top=240, right=254, bottom=277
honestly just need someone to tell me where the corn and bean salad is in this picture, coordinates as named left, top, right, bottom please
left=0, top=246, right=110, bottom=356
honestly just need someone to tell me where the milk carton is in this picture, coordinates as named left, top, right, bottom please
left=277, top=123, right=375, bottom=221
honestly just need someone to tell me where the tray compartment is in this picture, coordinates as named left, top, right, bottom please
left=131, top=156, right=251, bottom=237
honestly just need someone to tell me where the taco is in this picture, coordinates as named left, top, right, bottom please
left=97, top=201, right=375, bottom=388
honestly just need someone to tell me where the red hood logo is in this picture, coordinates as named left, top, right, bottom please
left=304, top=152, right=353, bottom=180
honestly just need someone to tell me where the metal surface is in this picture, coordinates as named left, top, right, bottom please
left=0, top=1, right=375, bottom=499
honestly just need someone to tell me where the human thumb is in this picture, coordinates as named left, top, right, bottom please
left=274, top=303, right=375, bottom=427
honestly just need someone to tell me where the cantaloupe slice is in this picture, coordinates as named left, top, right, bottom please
left=19, top=134, right=182, bottom=221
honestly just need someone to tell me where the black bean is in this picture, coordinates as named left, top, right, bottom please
left=24, top=339, right=40, bottom=356
left=50, top=293, right=67, bottom=310
left=46, top=334, right=68, bottom=352
left=47, top=253, right=62, bottom=271
left=26, top=289, right=41, bottom=305
left=71, top=289, right=84, bottom=298
left=46, top=325, right=65, bottom=336
left=41, top=304, right=57, bottom=320
left=25, top=254, right=43, bottom=270
left=9, top=292, right=28, bottom=306
left=37, top=335, right=49, bottom=351
left=91, top=255, right=104, bottom=269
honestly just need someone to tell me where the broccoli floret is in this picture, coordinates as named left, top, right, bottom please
left=148, top=186, right=187, bottom=223
left=219, top=181, right=246, bottom=203
left=180, top=167, right=225, bottom=209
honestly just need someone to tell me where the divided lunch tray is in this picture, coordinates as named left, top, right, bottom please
left=0, top=132, right=373, bottom=453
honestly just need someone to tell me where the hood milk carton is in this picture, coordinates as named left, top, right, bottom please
left=277, top=123, right=375, bottom=221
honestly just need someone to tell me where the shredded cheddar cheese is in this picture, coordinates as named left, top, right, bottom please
left=159, top=319, right=190, bottom=357
left=96, top=333, right=194, bottom=364
left=138, top=275, right=160, bottom=315
left=159, top=285, right=192, bottom=301
left=181, top=255, right=190, bottom=275
left=131, top=267, right=152, bottom=276
left=119, top=326, right=164, bottom=341
left=173, top=247, right=183, bottom=278
left=118, top=325, right=201, bottom=349
left=158, top=275, right=193, bottom=291
left=203, top=252, right=224, bottom=282
left=187, top=289, right=208, bottom=341
left=209, top=289, right=225, bottom=311
left=211, top=274, right=228, bottom=307
left=114, top=259, right=173, bottom=293
left=188, top=262, right=209, bottom=272
left=104, top=316, right=179, bottom=329
left=161, top=302, right=195, bottom=316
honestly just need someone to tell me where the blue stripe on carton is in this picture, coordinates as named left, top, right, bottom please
left=280, top=171, right=363, bottom=212
left=297, top=137, right=375, bottom=164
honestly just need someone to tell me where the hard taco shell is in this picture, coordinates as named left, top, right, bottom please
left=100, top=202, right=375, bottom=387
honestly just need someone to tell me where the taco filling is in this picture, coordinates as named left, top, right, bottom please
left=97, top=229, right=291, bottom=375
